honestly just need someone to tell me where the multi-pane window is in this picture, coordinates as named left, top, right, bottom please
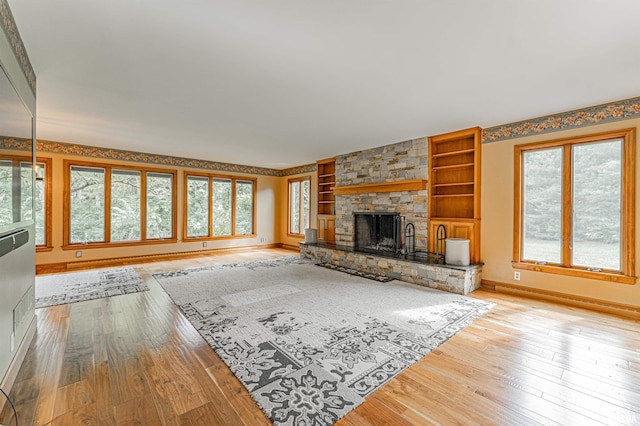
left=66, top=162, right=176, bottom=245
left=288, top=177, right=310, bottom=236
left=236, top=180, right=254, bottom=235
left=111, top=170, right=141, bottom=242
left=185, top=173, right=256, bottom=239
left=186, top=176, right=210, bottom=237
left=70, top=166, right=106, bottom=243
left=514, top=129, right=635, bottom=281
left=212, top=178, right=232, bottom=236
left=146, top=173, right=174, bottom=239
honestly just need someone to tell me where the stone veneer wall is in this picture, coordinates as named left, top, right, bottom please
left=334, top=138, right=429, bottom=249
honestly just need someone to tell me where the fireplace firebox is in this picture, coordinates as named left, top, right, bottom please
left=354, top=212, right=402, bottom=254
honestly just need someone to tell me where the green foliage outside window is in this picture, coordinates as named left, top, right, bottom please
left=235, top=180, right=253, bottom=235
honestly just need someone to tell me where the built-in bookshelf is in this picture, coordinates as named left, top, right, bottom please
left=428, top=127, right=481, bottom=263
left=317, top=158, right=336, bottom=243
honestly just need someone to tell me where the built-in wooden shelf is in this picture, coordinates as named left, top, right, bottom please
left=428, top=126, right=482, bottom=263
left=432, top=194, right=474, bottom=198
left=431, top=148, right=475, bottom=158
left=431, top=182, right=474, bottom=187
left=332, top=179, right=427, bottom=195
left=431, top=163, right=475, bottom=171
left=317, top=158, right=336, bottom=242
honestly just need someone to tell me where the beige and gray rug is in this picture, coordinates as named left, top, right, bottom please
left=154, top=256, right=492, bottom=425
left=36, top=267, right=148, bottom=308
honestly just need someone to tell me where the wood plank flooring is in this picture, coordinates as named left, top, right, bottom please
left=2, top=248, right=639, bottom=425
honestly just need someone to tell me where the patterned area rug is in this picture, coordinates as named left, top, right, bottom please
left=36, top=267, right=148, bottom=308
left=154, top=256, right=493, bottom=425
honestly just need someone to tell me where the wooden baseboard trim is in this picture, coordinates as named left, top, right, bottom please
left=481, top=279, right=640, bottom=319
left=281, top=243, right=302, bottom=251
left=36, top=243, right=292, bottom=274
left=1, top=315, right=36, bottom=399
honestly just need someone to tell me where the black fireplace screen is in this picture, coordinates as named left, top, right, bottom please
left=354, top=212, right=401, bottom=253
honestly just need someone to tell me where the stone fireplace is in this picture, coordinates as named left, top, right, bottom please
left=354, top=212, right=401, bottom=254
left=334, top=138, right=428, bottom=250
left=300, top=136, right=481, bottom=295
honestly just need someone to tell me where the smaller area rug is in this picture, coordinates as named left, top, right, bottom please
left=154, top=256, right=493, bottom=425
left=36, top=267, right=148, bottom=308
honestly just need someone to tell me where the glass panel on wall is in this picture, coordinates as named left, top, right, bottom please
left=146, top=172, right=173, bottom=239
left=289, top=180, right=300, bottom=234
left=572, top=140, right=622, bottom=270
left=235, top=180, right=253, bottom=235
left=34, top=164, right=45, bottom=245
left=111, top=169, right=141, bottom=242
left=20, top=161, right=45, bottom=245
left=0, top=160, right=12, bottom=226
left=302, top=179, right=310, bottom=232
left=186, top=175, right=209, bottom=237
left=288, top=179, right=309, bottom=235
left=70, top=166, right=105, bottom=243
left=522, top=148, right=562, bottom=264
left=213, top=178, right=232, bottom=236
left=19, top=162, right=33, bottom=223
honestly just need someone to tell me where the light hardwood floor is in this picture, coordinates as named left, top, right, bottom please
left=2, top=248, right=639, bottom=425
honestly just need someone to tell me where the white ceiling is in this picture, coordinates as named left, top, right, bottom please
left=10, top=0, right=640, bottom=169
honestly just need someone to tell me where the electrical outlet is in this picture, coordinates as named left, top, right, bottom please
left=202, top=241, right=207, bottom=247
left=10, top=332, right=14, bottom=352
left=514, top=271, right=521, bottom=281
left=76, top=250, right=82, bottom=258
left=260, top=237, right=265, bottom=243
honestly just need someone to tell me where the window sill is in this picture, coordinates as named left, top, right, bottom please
left=287, top=233, right=305, bottom=239
left=36, top=246, right=54, bottom=253
left=512, top=262, right=636, bottom=285
left=183, top=234, right=257, bottom=242
left=62, top=239, right=178, bottom=250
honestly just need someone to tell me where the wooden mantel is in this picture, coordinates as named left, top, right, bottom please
left=332, top=179, right=427, bottom=195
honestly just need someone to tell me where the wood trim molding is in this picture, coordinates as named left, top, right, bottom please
left=481, top=279, right=640, bottom=320
left=511, top=262, right=636, bottom=284
left=36, top=243, right=291, bottom=274
left=512, top=128, right=636, bottom=280
left=332, top=179, right=427, bottom=195
left=281, top=243, right=302, bottom=251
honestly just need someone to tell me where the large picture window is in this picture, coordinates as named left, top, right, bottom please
left=514, top=129, right=635, bottom=283
left=64, top=161, right=177, bottom=247
left=288, top=177, right=310, bottom=236
left=185, top=173, right=256, bottom=239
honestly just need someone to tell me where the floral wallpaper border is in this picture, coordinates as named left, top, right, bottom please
left=0, top=137, right=316, bottom=177
left=281, top=163, right=316, bottom=176
left=482, top=96, right=640, bottom=143
left=0, top=0, right=36, bottom=95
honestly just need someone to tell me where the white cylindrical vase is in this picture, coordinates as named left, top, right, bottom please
left=445, top=238, right=470, bottom=266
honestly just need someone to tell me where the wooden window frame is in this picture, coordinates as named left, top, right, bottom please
left=1, top=154, right=52, bottom=251
left=183, top=172, right=257, bottom=241
left=513, top=128, right=636, bottom=284
left=63, top=160, right=178, bottom=249
left=287, top=176, right=310, bottom=238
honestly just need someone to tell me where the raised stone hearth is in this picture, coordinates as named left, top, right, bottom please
left=300, top=243, right=481, bottom=295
